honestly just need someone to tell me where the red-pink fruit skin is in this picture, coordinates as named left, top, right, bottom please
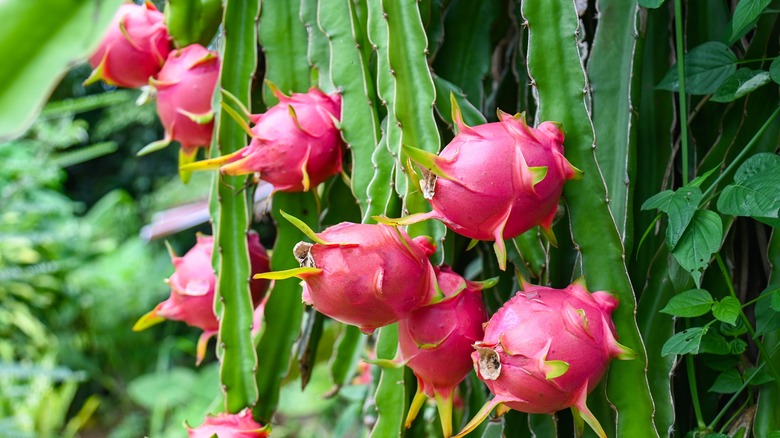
left=398, top=266, right=487, bottom=398
left=188, top=408, right=268, bottom=438
left=88, top=2, right=171, bottom=88
left=431, top=117, right=576, bottom=241
left=473, top=282, right=622, bottom=414
left=300, top=223, right=435, bottom=333
left=155, top=45, right=220, bottom=151
left=224, top=88, right=343, bottom=192
left=155, top=232, right=270, bottom=332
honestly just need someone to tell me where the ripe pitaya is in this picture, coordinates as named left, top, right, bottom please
left=398, top=266, right=493, bottom=438
left=187, top=408, right=270, bottom=438
left=85, top=1, right=171, bottom=88
left=142, top=44, right=220, bottom=181
left=386, top=98, right=580, bottom=270
left=133, top=232, right=270, bottom=364
left=454, top=280, right=634, bottom=438
left=255, top=212, right=436, bottom=333
left=182, top=86, right=343, bottom=192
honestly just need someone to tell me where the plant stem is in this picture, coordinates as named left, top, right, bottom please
left=674, top=0, right=689, bottom=185
left=685, top=320, right=707, bottom=431
left=701, top=105, right=780, bottom=204
left=741, top=288, right=780, bottom=308
left=717, top=395, right=752, bottom=433
left=715, top=254, right=780, bottom=384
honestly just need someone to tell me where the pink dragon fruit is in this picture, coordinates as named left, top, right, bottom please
left=85, top=1, right=171, bottom=88
left=182, top=86, right=343, bottom=192
left=141, top=44, right=220, bottom=180
left=187, top=408, right=270, bottom=438
left=388, top=99, right=580, bottom=271
left=133, top=232, right=270, bottom=364
left=454, top=280, right=634, bottom=438
left=255, top=212, right=436, bottom=333
left=398, top=266, right=492, bottom=438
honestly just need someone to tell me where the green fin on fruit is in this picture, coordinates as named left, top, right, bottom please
left=179, top=147, right=198, bottom=183
left=133, top=307, right=165, bottom=331
left=544, top=360, right=570, bottom=380
left=405, top=387, right=428, bottom=430
left=529, top=166, right=548, bottom=185
left=253, top=267, right=322, bottom=280
left=279, top=210, right=329, bottom=244
left=402, top=144, right=454, bottom=181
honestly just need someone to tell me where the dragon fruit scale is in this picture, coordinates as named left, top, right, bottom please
left=187, top=408, right=270, bottom=438
left=454, top=280, right=635, bottom=438
left=390, top=97, right=580, bottom=271
left=255, top=212, right=437, bottom=333
left=182, top=85, right=343, bottom=192
left=133, top=232, right=270, bottom=364
left=398, top=266, right=492, bottom=438
left=85, top=1, right=172, bottom=88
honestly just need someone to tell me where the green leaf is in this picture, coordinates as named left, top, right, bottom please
left=730, top=0, right=773, bottom=42
left=641, top=187, right=702, bottom=250
left=717, top=153, right=780, bottom=226
left=638, top=0, right=666, bottom=8
left=699, top=330, right=732, bottom=355
left=709, top=368, right=742, bottom=393
left=730, top=338, right=748, bottom=355
left=771, top=289, right=780, bottom=311
left=712, top=296, right=741, bottom=325
left=660, top=289, right=714, bottom=317
left=757, top=287, right=780, bottom=336
left=672, top=210, right=723, bottom=287
left=770, top=56, right=780, bottom=84
left=657, top=42, right=737, bottom=94
left=711, top=68, right=772, bottom=102
left=661, top=327, right=707, bottom=356
left=748, top=367, right=775, bottom=386
left=0, top=0, right=124, bottom=140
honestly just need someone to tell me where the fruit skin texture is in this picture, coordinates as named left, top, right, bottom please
left=86, top=1, right=171, bottom=88
left=153, top=44, right=220, bottom=153
left=398, top=266, right=489, bottom=437
left=187, top=408, right=269, bottom=437
left=185, top=87, right=343, bottom=192
left=401, top=110, right=579, bottom=270
left=456, top=280, right=633, bottom=438
left=134, top=232, right=270, bottom=363
left=294, top=223, right=436, bottom=333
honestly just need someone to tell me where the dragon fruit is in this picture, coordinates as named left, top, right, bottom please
left=182, top=86, right=343, bottom=192
left=256, top=212, right=436, bottom=333
left=398, top=266, right=492, bottom=438
left=142, top=44, right=220, bottom=180
left=454, top=280, right=634, bottom=438
left=389, top=99, right=580, bottom=270
left=85, top=1, right=171, bottom=88
left=133, top=232, right=270, bottom=364
left=187, top=408, right=270, bottom=437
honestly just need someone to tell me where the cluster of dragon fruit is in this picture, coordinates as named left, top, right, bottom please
left=88, top=3, right=634, bottom=437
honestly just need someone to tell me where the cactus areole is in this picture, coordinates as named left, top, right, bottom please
left=391, top=98, right=581, bottom=270
left=255, top=213, right=436, bottom=333
left=398, top=266, right=492, bottom=438
left=455, top=280, right=635, bottom=438
left=86, top=1, right=171, bottom=88
left=183, top=86, right=343, bottom=192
